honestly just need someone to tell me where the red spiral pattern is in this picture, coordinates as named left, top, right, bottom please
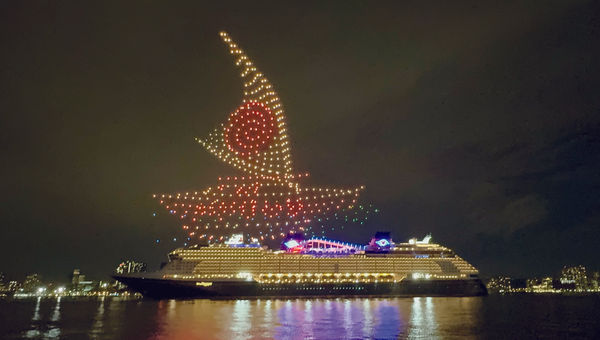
left=224, top=102, right=276, bottom=157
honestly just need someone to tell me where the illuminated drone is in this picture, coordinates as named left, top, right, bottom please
left=156, top=32, right=364, bottom=242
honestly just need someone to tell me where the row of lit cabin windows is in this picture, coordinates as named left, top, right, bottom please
left=177, top=249, right=454, bottom=255
left=177, top=261, right=469, bottom=270
left=176, top=253, right=456, bottom=259
left=259, top=279, right=397, bottom=284
left=261, top=286, right=366, bottom=291
left=193, top=266, right=450, bottom=270
left=165, top=260, right=475, bottom=274
left=176, top=250, right=455, bottom=257
left=163, top=273, right=467, bottom=280
left=177, top=245, right=451, bottom=252
left=176, top=259, right=471, bottom=265
left=192, top=269, right=458, bottom=275
left=192, top=268, right=475, bottom=275
left=187, top=261, right=457, bottom=266
left=178, top=257, right=462, bottom=262
left=179, top=257, right=460, bottom=262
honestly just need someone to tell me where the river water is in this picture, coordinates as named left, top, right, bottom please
left=0, top=295, right=599, bottom=339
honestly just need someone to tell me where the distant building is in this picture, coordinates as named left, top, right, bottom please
left=592, top=272, right=599, bottom=290
left=77, top=279, right=95, bottom=293
left=116, top=261, right=147, bottom=274
left=8, top=281, right=19, bottom=292
left=22, top=274, right=42, bottom=293
left=0, top=272, right=6, bottom=292
left=71, top=269, right=95, bottom=292
left=72, top=269, right=81, bottom=286
left=527, top=277, right=553, bottom=292
left=560, top=265, right=587, bottom=290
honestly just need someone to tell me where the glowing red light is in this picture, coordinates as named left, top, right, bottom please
left=224, top=101, right=276, bottom=157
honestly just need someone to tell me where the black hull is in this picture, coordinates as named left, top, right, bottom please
left=114, top=276, right=487, bottom=299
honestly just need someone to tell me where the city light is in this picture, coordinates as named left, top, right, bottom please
left=486, top=266, right=600, bottom=294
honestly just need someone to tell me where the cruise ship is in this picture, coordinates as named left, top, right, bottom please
left=114, top=233, right=487, bottom=298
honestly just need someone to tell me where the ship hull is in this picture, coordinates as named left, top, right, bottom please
left=114, top=276, right=487, bottom=299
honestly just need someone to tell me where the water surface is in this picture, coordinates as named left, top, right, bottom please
left=0, top=295, right=599, bottom=339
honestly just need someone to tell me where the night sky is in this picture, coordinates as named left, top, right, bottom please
left=1, top=1, right=599, bottom=282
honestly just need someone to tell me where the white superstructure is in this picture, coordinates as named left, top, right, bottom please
left=159, top=236, right=479, bottom=284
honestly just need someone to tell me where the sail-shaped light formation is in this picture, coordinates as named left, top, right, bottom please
left=156, top=32, right=364, bottom=242
left=198, top=32, right=292, bottom=181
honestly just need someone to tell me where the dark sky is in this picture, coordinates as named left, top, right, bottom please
left=1, top=1, right=599, bottom=282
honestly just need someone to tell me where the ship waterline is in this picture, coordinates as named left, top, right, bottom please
left=114, top=235, right=487, bottom=298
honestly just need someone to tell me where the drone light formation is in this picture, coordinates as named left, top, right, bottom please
left=199, top=31, right=293, bottom=180
left=156, top=31, right=366, bottom=242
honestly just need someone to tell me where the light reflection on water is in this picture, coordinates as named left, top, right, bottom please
left=24, top=297, right=42, bottom=338
left=2, top=295, right=599, bottom=339
left=408, top=297, right=436, bottom=339
left=150, top=297, right=444, bottom=339
left=89, top=296, right=105, bottom=339
left=25, top=296, right=62, bottom=339
left=231, top=300, right=251, bottom=339
left=50, top=297, right=61, bottom=322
